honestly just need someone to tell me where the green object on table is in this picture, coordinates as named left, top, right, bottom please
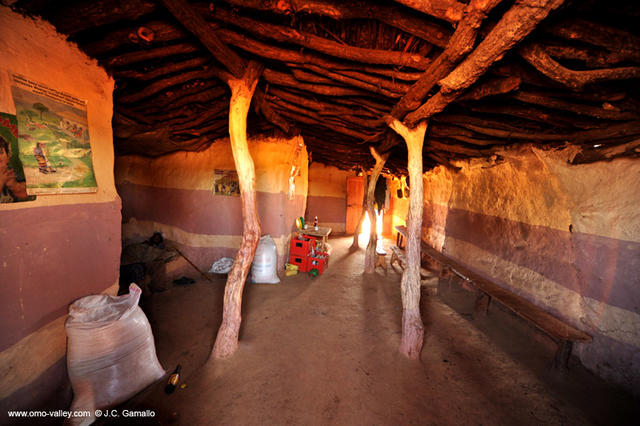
left=308, top=268, right=319, bottom=277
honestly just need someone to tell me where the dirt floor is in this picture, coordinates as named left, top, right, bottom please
left=106, top=235, right=639, bottom=425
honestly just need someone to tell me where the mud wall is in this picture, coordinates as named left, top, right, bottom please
left=388, top=176, right=409, bottom=239
left=0, top=8, right=120, bottom=412
left=422, top=146, right=640, bottom=394
left=116, top=135, right=308, bottom=272
left=306, top=163, right=351, bottom=233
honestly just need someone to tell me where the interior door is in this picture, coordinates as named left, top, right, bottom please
left=346, top=176, right=364, bottom=234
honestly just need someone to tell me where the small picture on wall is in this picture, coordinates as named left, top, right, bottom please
left=213, top=169, right=240, bottom=196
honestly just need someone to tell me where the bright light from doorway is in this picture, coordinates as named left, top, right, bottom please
left=359, top=210, right=384, bottom=248
left=359, top=211, right=371, bottom=246
left=376, top=210, right=385, bottom=252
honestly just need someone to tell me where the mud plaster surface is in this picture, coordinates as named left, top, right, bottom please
left=105, top=236, right=638, bottom=426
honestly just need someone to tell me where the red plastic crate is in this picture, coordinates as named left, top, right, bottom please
left=306, top=254, right=328, bottom=275
left=289, top=253, right=309, bottom=272
left=290, top=236, right=316, bottom=257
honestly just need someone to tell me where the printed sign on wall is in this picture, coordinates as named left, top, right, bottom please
left=212, top=169, right=240, bottom=196
left=11, top=74, right=97, bottom=194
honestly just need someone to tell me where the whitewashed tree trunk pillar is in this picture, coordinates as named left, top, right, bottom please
left=212, top=62, right=263, bottom=359
left=387, top=118, right=427, bottom=359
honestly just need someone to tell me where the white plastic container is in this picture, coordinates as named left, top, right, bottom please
left=251, top=235, right=280, bottom=284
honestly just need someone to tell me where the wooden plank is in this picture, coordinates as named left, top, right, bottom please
left=421, top=241, right=592, bottom=343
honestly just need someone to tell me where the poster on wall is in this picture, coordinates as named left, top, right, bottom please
left=10, top=74, right=97, bottom=195
left=212, top=169, right=240, bottom=196
left=0, top=112, right=34, bottom=203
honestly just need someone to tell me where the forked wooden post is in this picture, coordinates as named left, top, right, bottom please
left=212, top=62, right=263, bottom=359
left=387, top=118, right=427, bottom=359
left=364, top=146, right=389, bottom=273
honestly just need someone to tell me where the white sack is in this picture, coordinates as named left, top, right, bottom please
left=65, top=284, right=164, bottom=425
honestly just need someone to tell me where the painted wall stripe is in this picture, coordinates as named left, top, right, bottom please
left=0, top=282, right=117, bottom=402
left=424, top=203, right=640, bottom=314
left=118, top=183, right=306, bottom=239
left=0, top=201, right=121, bottom=351
left=306, top=195, right=346, bottom=224
left=436, top=234, right=640, bottom=348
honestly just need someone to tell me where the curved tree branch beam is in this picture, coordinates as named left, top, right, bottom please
left=211, top=8, right=430, bottom=70
left=458, top=76, right=521, bottom=101
left=405, top=0, right=565, bottom=125
left=519, top=44, right=640, bottom=91
left=438, top=0, right=565, bottom=94
left=512, top=91, right=638, bottom=121
left=160, top=0, right=246, bottom=77
left=385, top=117, right=427, bottom=359
left=253, top=89, right=292, bottom=134
left=390, top=0, right=465, bottom=24
left=392, top=0, right=502, bottom=118
left=544, top=18, right=640, bottom=64
left=220, top=0, right=452, bottom=47
left=212, top=62, right=264, bottom=359
left=263, top=69, right=371, bottom=97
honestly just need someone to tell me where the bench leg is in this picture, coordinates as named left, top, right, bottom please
left=551, top=340, right=573, bottom=371
left=474, top=292, right=491, bottom=316
left=391, top=251, right=403, bottom=269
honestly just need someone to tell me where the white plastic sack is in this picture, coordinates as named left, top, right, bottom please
left=65, top=284, right=164, bottom=425
left=251, top=235, right=280, bottom=284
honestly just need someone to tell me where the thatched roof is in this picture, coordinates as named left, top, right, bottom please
left=13, top=0, right=640, bottom=173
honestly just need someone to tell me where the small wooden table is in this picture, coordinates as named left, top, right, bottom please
left=299, top=226, right=332, bottom=245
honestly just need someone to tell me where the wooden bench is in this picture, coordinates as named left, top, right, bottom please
left=391, top=226, right=431, bottom=278
left=421, top=241, right=592, bottom=370
left=390, top=245, right=407, bottom=269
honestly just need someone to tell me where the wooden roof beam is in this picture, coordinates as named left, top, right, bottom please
left=544, top=18, right=640, bottom=64
left=405, top=0, right=566, bottom=126
left=160, top=0, right=246, bottom=78
left=390, top=0, right=465, bottom=24
left=211, top=7, right=431, bottom=70
left=219, top=0, right=452, bottom=47
left=392, top=0, right=502, bottom=118
left=519, top=44, right=640, bottom=91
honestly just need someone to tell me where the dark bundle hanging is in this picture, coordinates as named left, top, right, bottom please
left=374, top=177, right=387, bottom=212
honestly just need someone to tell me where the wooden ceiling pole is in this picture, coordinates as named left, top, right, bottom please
left=160, top=0, right=264, bottom=358
left=219, top=0, right=452, bottom=48
left=392, top=0, right=502, bottom=119
left=390, top=0, right=465, bottom=24
left=405, top=0, right=566, bottom=126
left=386, top=117, right=428, bottom=359
left=519, top=44, right=640, bottom=91
left=159, top=0, right=245, bottom=77
left=364, top=147, right=390, bottom=274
